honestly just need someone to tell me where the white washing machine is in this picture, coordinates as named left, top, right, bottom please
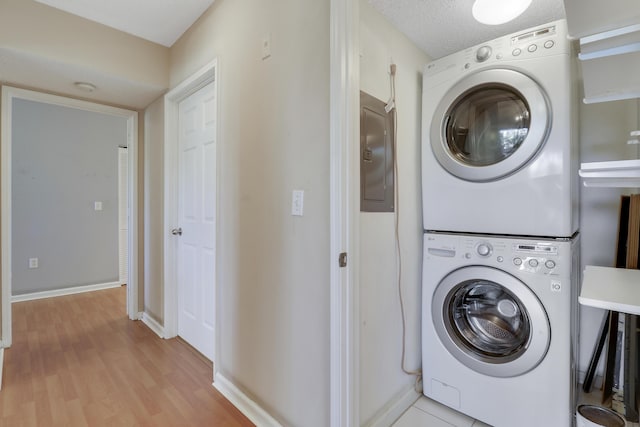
left=422, top=231, right=579, bottom=427
left=422, top=20, right=578, bottom=238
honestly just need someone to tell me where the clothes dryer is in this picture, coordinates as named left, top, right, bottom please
left=422, top=20, right=578, bottom=237
left=422, top=231, right=579, bottom=427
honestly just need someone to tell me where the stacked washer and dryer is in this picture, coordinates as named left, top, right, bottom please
left=421, top=20, right=579, bottom=427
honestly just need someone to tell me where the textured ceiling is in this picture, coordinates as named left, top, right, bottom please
left=368, top=0, right=567, bottom=59
left=33, top=0, right=215, bottom=47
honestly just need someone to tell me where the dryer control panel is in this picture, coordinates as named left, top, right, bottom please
left=423, top=19, right=570, bottom=86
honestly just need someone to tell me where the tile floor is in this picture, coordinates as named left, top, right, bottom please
left=393, top=397, right=490, bottom=427
left=394, top=392, right=640, bottom=427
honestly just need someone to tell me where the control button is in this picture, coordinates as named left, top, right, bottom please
left=476, top=45, right=492, bottom=62
left=496, top=53, right=503, bottom=60
left=528, top=259, right=539, bottom=267
left=497, top=256, right=504, bottom=263
left=465, top=253, right=472, bottom=259
left=477, top=243, right=492, bottom=257
left=544, top=40, right=555, bottom=49
left=513, top=257, right=523, bottom=266
left=512, top=48, right=522, bottom=56
left=464, top=63, right=471, bottom=69
left=528, top=44, right=538, bottom=53
left=545, top=260, right=556, bottom=269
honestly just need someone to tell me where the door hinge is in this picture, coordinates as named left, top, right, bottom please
left=339, top=252, right=347, bottom=268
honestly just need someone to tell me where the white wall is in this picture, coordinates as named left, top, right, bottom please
left=143, top=96, right=164, bottom=323
left=578, top=98, right=639, bottom=379
left=12, top=98, right=126, bottom=294
left=359, top=1, right=429, bottom=424
left=168, top=0, right=330, bottom=425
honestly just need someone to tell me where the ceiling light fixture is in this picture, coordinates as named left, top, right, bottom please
left=472, top=0, right=532, bottom=25
left=74, top=82, right=96, bottom=93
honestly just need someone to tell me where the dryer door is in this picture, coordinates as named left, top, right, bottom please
left=430, top=69, right=550, bottom=182
left=432, top=266, right=550, bottom=377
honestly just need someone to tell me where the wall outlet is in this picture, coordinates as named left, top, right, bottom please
left=94, top=201, right=103, bottom=211
left=29, top=258, right=38, bottom=269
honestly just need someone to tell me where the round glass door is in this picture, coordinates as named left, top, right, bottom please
left=430, top=69, right=550, bottom=182
left=432, top=266, right=550, bottom=377
left=448, top=280, right=530, bottom=362
left=444, top=84, right=530, bottom=167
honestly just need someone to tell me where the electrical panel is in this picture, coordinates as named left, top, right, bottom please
left=360, top=91, right=394, bottom=212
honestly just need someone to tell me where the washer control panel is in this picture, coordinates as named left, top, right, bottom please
left=512, top=243, right=559, bottom=274
left=425, top=233, right=566, bottom=276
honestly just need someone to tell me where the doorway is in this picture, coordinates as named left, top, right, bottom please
left=164, top=59, right=219, bottom=366
left=0, top=86, right=139, bottom=347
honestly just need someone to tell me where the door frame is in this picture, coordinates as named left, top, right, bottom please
left=329, top=0, right=360, bottom=425
left=0, top=86, right=139, bottom=347
left=118, top=146, right=129, bottom=285
left=163, top=59, right=219, bottom=369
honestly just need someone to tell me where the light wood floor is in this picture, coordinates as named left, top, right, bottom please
left=0, top=286, right=254, bottom=427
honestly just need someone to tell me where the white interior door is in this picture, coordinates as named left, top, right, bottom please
left=177, top=81, right=217, bottom=361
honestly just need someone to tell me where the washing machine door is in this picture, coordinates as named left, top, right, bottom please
left=432, top=266, right=550, bottom=377
left=430, top=69, right=550, bottom=182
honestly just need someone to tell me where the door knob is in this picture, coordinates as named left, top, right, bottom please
left=171, top=227, right=183, bottom=236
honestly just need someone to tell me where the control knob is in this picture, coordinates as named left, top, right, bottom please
left=477, top=243, right=492, bottom=257
left=476, top=46, right=492, bottom=62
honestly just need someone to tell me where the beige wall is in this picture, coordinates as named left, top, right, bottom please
left=143, top=96, right=165, bottom=323
left=0, top=0, right=168, bottom=89
left=169, top=0, right=330, bottom=425
left=359, top=1, right=429, bottom=423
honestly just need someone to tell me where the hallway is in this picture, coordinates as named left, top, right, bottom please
left=0, top=287, right=253, bottom=426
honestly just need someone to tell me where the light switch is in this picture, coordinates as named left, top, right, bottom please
left=29, top=258, right=38, bottom=269
left=94, top=201, right=103, bottom=211
left=292, top=190, right=304, bottom=216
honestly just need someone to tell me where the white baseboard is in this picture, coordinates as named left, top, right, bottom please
left=11, top=281, right=123, bottom=303
left=141, top=312, right=164, bottom=338
left=213, top=372, right=283, bottom=427
left=363, top=384, right=421, bottom=427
